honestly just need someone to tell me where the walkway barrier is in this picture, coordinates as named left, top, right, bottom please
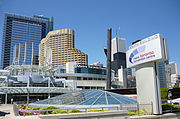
left=162, top=102, right=180, bottom=113
left=127, top=103, right=153, bottom=116
left=14, top=102, right=153, bottom=116
left=19, top=106, right=119, bottom=116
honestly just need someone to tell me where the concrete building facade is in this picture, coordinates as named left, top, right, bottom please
left=40, top=29, right=88, bottom=68
left=110, top=37, right=127, bottom=88
left=169, top=62, right=179, bottom=86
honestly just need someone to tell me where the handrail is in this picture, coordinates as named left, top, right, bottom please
left=16, top=103, right=153, bottom=116
left=20, top=106, right=119, bottom=112
left=19, top=105, right=120, bottom=116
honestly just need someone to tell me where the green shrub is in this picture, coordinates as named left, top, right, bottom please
left=160, top=87, right=168, bottom=100
left=87, top=110, right=104, bottom=112
left=128, top=110, right=137, bottom=116
left=38, top=108, right=47, bottom=114
left=46, top=106, right=59, bottom=109
left=173, top=84, right=179, bottom=88
left=128, top=109, right=150, bottom=116
left=60, top=110, right=68, bottom=114
left=139, top=109, right=146, bottom=113
left=32, top=107, right=40, bottom=110
left=31, top=106, right=59, bottom=114
left=52, top=110, right=67, bottom=114
left=52, top=110, right=59, bottom=114
left=68, top=109, right=82, bottom=113
left=25, top=112, right=37, bottom=115
left=173, top=105, right=180, bottom=110
left=162, top=104, right=180, bottom=111
left=162, top=104, right=172, bottom=110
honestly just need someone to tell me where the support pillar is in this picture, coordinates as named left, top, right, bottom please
left=48, top=78, right=50, bottom=99
left=27, top=92, right=29, bottom=104
left=63, top=81, right=66, bottom=88
left=106, top=28, right=112, bottom=89
left=136, top=62, right=162, bottom=114
left=5, top=93, right=7, bottom=104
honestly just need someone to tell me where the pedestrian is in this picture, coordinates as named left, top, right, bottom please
left=11, top=98, right=13, bottom=104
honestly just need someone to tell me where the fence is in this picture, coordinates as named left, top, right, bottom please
left=14, top=102, right=153, bottom=116
left=127, top=103, right=153, bottom=116
left=162, top=101, right=180, bottom=113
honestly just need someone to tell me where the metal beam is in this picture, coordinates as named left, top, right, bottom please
left=106, top=28, right=112, bottom=89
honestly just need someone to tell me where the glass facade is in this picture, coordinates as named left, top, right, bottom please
left=158, top=61, right=167, bottom=87
left=10, top=21, right=41, bottom=65
left=75, top=67, right=106, bottom=75
left=1, top=13, right=53, bottom=69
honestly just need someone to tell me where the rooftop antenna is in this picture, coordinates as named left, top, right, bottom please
left=118, top=27, right=121, bottom=38
left=116, top=28, right=118, bottom=38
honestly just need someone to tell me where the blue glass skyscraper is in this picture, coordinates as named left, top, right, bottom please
left=158, top=61, right=167, bottom=87
left=1, top=13, right=53, bottom=69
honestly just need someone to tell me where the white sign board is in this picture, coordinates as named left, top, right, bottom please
left=126, top=33, right=169, bottom=68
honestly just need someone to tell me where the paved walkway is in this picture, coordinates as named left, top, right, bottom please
left=0, top=104, right=12, bottom=118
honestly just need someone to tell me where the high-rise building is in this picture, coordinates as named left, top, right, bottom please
left=169, top=62, right=178, bottom=75
left=40, top=29, right=88, bottom=68
left=168, top=62, right=179, bottom=87
left=158, top=61, right=167, bottom=87
left=0, top=13, right=53, bottom=69
left=111, top=37, right=126, bottom=61
left=110, top=37, right=127, bottom=88
left=165, top=62, right=171, bottom=87
left=111, top=37, right=126, bottom=75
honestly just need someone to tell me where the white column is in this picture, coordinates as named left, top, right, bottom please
left=27, top=92, right=29, bottom=104
left=23, top=42, right=27, bottom=65
left=136, top=62, right=162, bottom=114
left=18, top=43, right=21, bottom=65
left=48, top=77, right=50, bottom=98
left=5, top=93, right=7, bottom=104
left=31, top=42, right=34, bottom=65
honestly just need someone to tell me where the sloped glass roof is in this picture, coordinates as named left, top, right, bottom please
left=33, top=90, right=137, bottom=106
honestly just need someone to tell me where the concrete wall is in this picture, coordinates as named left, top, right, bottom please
left=39, top=110, right=128, bottom=119
left=76, top=80, right=106, bottom=87
left=129, top=112, right=180, bottom=119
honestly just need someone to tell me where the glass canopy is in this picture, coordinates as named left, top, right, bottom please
left=31, top=89, right=137, bottom=106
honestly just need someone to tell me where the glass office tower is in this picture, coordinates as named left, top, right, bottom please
left=158, top=61, right=167, bottom=87
left=1, top=13, right=53, bottom=69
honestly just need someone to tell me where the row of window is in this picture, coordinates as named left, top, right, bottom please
left=76, top=77, right=105, bottom=80
left=77, top=86, right=105, bottom=90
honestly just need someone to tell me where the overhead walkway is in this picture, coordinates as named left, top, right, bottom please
left=0, top=87, right=81, bottom=94
left=0, top=87, right=81, bottom=104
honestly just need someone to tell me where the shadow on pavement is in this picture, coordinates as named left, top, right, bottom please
left=0, top=111, right=10, bottom=116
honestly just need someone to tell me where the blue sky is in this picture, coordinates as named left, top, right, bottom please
left=0, top=0, right=180, bottom=72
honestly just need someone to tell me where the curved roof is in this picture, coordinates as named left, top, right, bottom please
left=33, top=89, right=137, bottom=105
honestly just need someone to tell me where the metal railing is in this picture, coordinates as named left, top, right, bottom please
left=127, top=103, right=153, bottom=116
left=162, top=101, right=180, bottom=113
left=14, top=102, right=153, bottom=116
left=18, top=106, right=120, bottom=116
